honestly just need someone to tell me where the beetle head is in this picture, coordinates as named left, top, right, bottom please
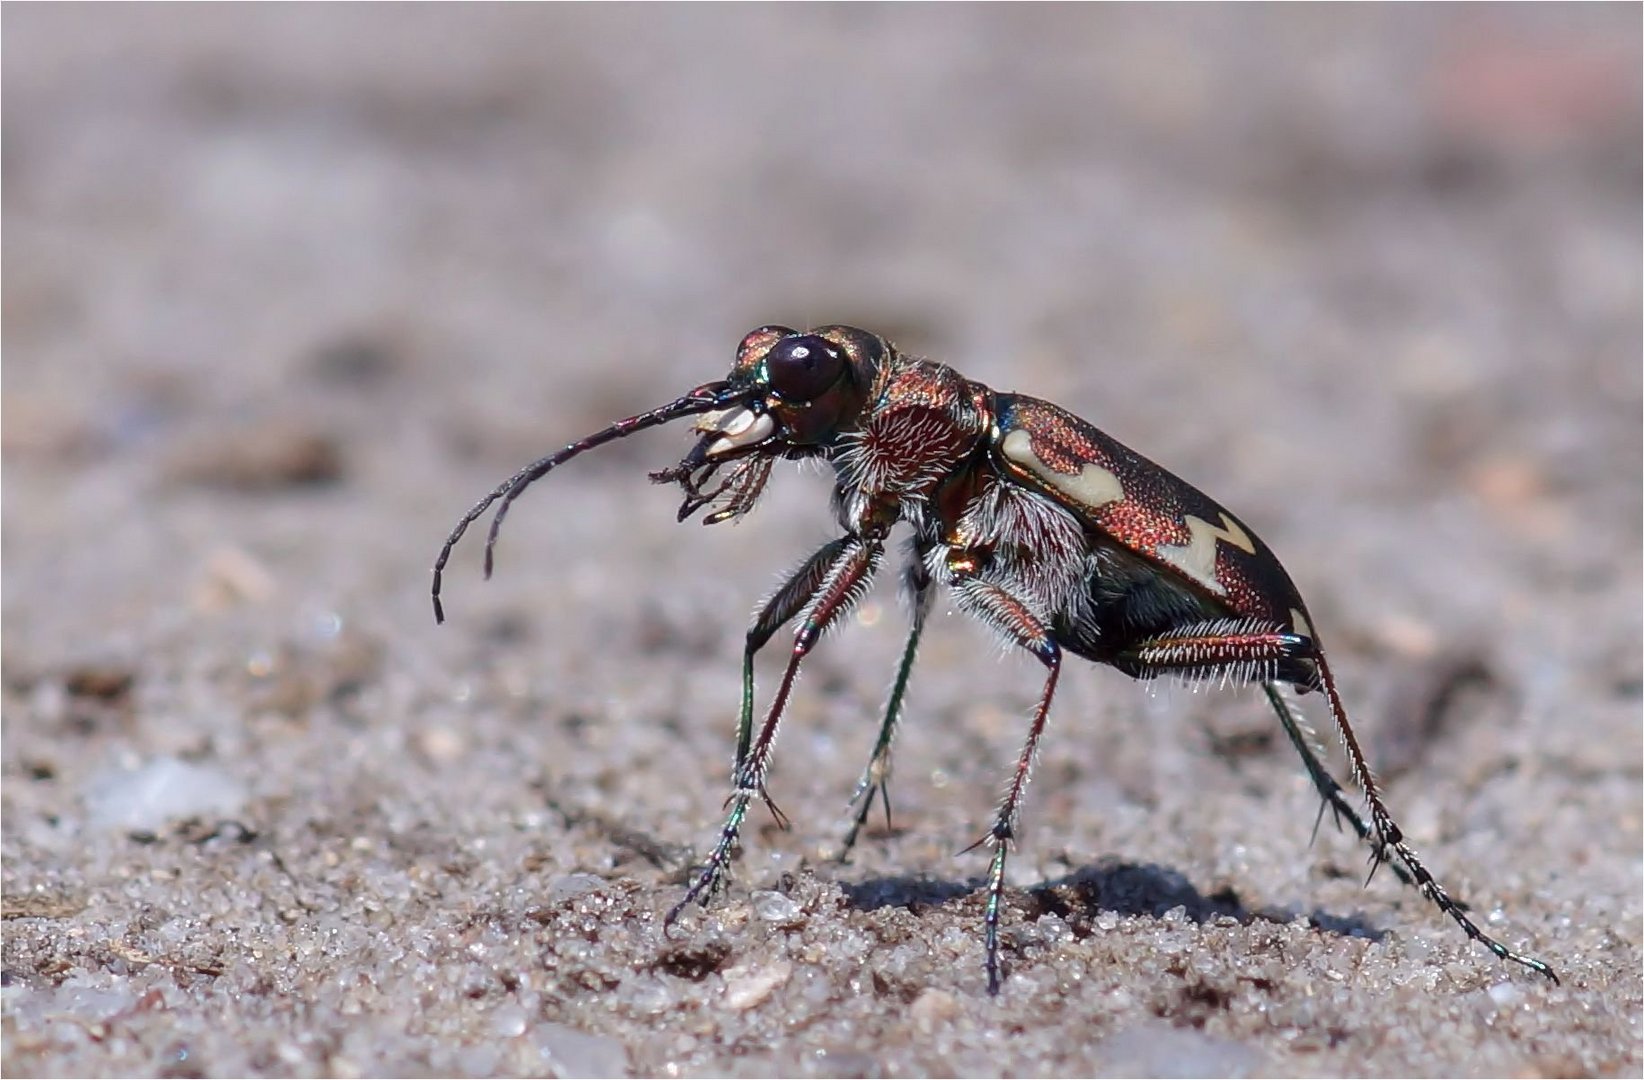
left=650, top=325, right=886, bottom=523
left=692, top=324, right=886, bottom=455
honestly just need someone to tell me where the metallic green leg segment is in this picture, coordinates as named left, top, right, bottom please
left=840, top=563, right=932, bottom=857
left=735, top=649, right=757, bottom=769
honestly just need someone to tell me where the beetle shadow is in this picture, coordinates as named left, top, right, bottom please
left=837, top=855, right=1387, bottom=942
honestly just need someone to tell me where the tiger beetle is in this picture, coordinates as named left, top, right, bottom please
left=433, top=324, right=1557, bottom=993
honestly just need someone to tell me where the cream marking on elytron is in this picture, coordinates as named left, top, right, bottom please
left=1155, top=511, right=1257, bottom=596
left=1000, top=428, right=1125, bottom=508
left=1290, top=607, right=1313, bottom=638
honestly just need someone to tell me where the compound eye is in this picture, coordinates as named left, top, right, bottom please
left=737, top=325, right=797, bottom=365
left=765, top=334, right=845, bottom=401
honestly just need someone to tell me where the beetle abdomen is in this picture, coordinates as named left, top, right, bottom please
left=991, top=393, right=1313, bottom=638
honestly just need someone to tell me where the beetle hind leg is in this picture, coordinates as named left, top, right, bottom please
left=1307, top=654, right=1559, bottom=983
left=1115, top=625, right=1411, bottom=883
left=1119, top=627, right=1555, bottom=980
left=1115, top=617, right=1311, bottom=687
left=1261, top=680, right=1418, bottom=890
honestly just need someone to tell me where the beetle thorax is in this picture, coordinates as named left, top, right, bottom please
left=833, top=358, right=989, bottom=517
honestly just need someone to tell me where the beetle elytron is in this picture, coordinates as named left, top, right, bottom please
left=433, top=324, right=1556, bottom=992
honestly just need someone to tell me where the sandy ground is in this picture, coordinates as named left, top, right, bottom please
left=3, top=6, right=1640, bottom=1077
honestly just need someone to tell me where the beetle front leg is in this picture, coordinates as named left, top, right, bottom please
left=736, top=539, right=850, bottom=770
left=840, top=551, right=934, bottom=859
left=667, top=534, right=884, bottom=924
left=950, top=571, right=1063, bottom=995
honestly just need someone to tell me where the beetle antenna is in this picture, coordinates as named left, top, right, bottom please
left=432, top=381, right=736, bottom=623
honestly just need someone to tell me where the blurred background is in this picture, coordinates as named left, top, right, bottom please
left=4, top=6, right=1639, bottom=1077
left=5, top=7, right=1638, bottom=631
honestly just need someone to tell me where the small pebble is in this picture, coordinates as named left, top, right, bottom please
left=536, top=1022, right=629, bottom=1078
left=84, top=757, right=247, bottom=833
left=723, top=959, right=792, bottom=1011
left=490, top=1005, right=528, bottom=1039
left=751, top=890, right=803, bottom=925
left=909, top=988, right=960, bottom=1030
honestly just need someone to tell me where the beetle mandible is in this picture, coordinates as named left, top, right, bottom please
left=433, top=324, right=1556, bottom=993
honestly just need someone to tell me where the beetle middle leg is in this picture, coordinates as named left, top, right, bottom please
left=840, top=550, right=934, bottom=858
left=949, top=570, right=1063, bottom=995
left=667, top=533, right=884, bottom=924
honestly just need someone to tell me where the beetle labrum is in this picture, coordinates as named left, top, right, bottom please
left=433, top=324, right=1556, bottom=993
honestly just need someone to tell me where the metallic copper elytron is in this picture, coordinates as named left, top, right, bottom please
left=433, top=324, right=1556, bottom=993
